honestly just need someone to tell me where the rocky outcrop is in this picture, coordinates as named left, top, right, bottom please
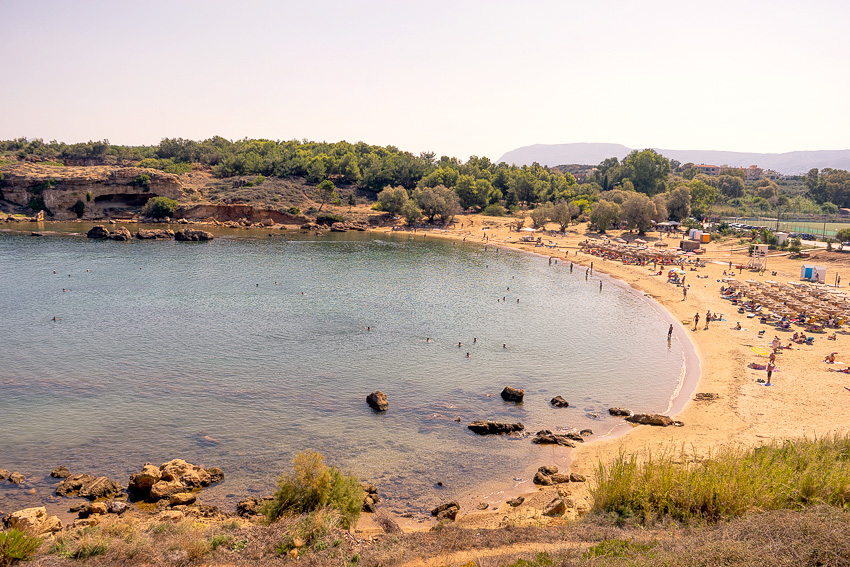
left=625, top=414, right=683, bottom=427
left=531, top=429, right=580, bottom=447
left=136, top=228, right=175, bottom=239
left=3, top=506, right=62, bottom=535
left=176, top=204, right=308, bottom=225
left=500, top=386, right=524, bottom=402
left=361, top=483, right=381, bottom=512
left=169, top=492, right=197, bottom=507
left=0, top=469, right=9, bottom=480
left=366, top=391, right=389, bottom=411
left=86, top=225, right=133, bottom=240
left=174, top=228, right=214, bottom=241
left=431, top=501, right=460, bottom=521
left=128, top=459, right=223, bottom=502
left=533, top=465, right=571, bottom=486
left=467, top=421, right=524, bottom=435
left=543, top=498, right=567, bottom=516
left=550, top=396, right=569, bottom=408
left=55, top=474, right=122, bottom=500
left=0, top=163, right=181, bottom=220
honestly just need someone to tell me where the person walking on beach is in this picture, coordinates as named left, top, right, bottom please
left=586, top=268, right=589, bottom=280
left=599, top=280, right=603, bottom=292
left=590, top=262, right=594, bottom=275
left=682, top=287, right=687, bottom=300
left=668, top=324, right=673, bottom=340
left=766, top=362, right=774, bottom=386
left=693, top=313, right=700, bottom=331
left=704, top=310, right=711, bottom=330
left=570, top=262, right=573, bottom=273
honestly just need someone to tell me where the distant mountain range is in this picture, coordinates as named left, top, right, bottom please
left=496, top=143, right=850, bottom=176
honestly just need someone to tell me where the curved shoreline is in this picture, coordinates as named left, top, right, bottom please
left=5, top=216, right=844, bottom=533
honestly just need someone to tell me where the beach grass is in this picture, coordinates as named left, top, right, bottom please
left=590, top=433, right=850, bottom=524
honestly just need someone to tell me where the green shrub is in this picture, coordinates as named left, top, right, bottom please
left=27, top=196, right=45, bottom=212
left=141, top=196, right=178, bottom=219
left=315, top=213, right=345, bottom=226
left=286, top=207, right=301, bottom=215
left=592, top=434, right=850, bottom=524
left=209, top=534, right=233, bottom=551
left=264, top=451, right=362, bottom=529
left=482, top=203, right=507, bottom=217
left=71, top=199, right=85, bottom=218
left=583, top=539, right=656, bottom=559
left=0, top=529, right=42, bottom=566
left=29, top=179, right=55, bottom=195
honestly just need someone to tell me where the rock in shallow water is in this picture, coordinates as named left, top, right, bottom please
left=366, top=391, right=389, bottom=411
left=500, top=386, right=524, bottom=402
left=467, top=421, right=524, bottom=435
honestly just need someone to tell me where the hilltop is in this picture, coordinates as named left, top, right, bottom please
left=498, top=143, right=850, bottom=175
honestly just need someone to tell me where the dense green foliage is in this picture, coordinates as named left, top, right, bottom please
left=592, top=434, right=850, bottom=524
left=5, top=137, right=850, bottom=227
left=0, top=529, right=42, bottom=566
left=71, top=199, right=85, bottom=218
left=264, top=451, right=362, bottom=529
left=141, top=196, right=178, bottom=219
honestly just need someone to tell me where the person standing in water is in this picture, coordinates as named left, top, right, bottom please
left=667, top=324, right=673, bottom=340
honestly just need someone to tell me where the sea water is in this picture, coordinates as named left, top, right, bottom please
left=0, top=228, right=685, bottom=515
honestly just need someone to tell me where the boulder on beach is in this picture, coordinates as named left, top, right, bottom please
left=237, top=496, right=273, bottom=517
left=625, top=414, right=682, bottom=427
left=608, top=407, right=632, bottom=417
left=550, top=396, right=569, bottom=408
left=366, top=391, right=389, bottom=411
left=174, top=228, right=214, bottom=241
left=431, top=501, right=460, bottom=521
left=4, top=506, right=62, bottom=535
left=169, top=492, right=197, bottom=507
left=506, top=496, right=525, bottom=507
left=500, top=386, right=525, bottom=402
left=0, top=469, right=9, bottom=480
left=543, top=498, right=567, bottom=517
left=467, top=421, right=524, bottom=435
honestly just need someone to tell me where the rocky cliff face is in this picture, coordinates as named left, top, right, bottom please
left=176, top=204, right=307, bottom=225
left=0, top=163, right=182, bottom=220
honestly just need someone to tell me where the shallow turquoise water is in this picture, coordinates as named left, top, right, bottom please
left=0, top=229, right=684, bottom=515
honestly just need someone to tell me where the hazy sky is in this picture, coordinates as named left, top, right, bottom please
left=2, top=0, right=848, bottom=161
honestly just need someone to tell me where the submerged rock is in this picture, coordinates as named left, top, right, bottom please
left=608, top=407, right=632, bottom=416
left=136, top=228, right=175, bottom=240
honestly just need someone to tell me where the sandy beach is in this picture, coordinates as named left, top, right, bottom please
left=391, top=214, right=850, bottom=530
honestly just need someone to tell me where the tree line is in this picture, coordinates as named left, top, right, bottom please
left=3, top=137, right=850, bottom=227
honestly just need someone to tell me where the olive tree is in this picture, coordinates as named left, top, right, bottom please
left=590, top=200, right=621, bottom=233
left=376, top=186, right=409, bottom=216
